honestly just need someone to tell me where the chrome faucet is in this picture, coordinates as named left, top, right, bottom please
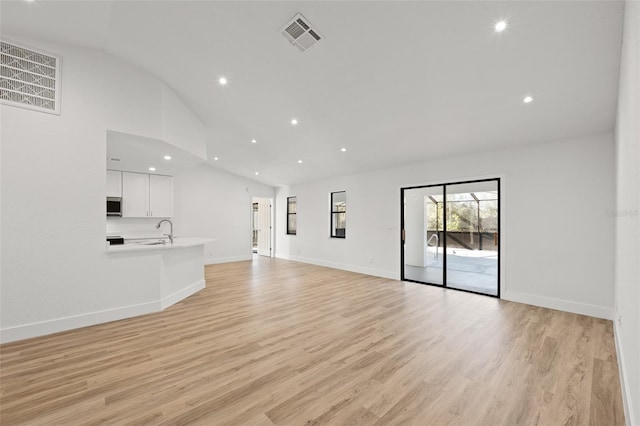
left=156, top=219, right=174, bottom=243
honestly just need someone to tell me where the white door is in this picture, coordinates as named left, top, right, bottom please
left=256, top=199, right=271, bottom=257
left=122, top=172, right=149, bottom=217
left=149, top=174, right=173, bottom=218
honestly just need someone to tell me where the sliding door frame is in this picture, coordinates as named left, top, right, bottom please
left=400, top=177, right=501, bottom=298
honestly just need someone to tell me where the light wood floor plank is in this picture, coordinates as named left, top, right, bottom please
left=0, top=257, right=625, bottom=425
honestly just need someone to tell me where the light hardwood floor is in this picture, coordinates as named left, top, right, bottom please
left=0, top=257, right=625, bottom=425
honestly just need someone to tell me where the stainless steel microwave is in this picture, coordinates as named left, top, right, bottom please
left=107, top=197, right=122, bottom=217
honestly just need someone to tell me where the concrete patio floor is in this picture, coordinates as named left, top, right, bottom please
left=404, top=247, right=498, bottom=296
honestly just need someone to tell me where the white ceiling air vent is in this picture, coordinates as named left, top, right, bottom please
left=281, top=14, right=322, bottom=52
left=0, top=40, right=61, bottom=115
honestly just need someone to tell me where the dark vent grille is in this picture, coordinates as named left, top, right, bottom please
left=296, top=18, right=310, bottom=30
left=285, top=22, right=305, bottom=39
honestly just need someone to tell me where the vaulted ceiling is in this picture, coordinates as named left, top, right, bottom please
left=1, top=1, right=625, bottom=186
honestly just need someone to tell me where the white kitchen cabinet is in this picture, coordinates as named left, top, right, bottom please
left=106, top=170, right=122, bottom=197
left=149, top=174, right=173, bottom=218
left=121, top=171, right=173, bottom=218
left=122, top=172, right=149, bottom=217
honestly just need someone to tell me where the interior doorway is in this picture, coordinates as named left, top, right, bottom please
left=401, top=178, right=500, bottom=297
left=252, top=203, right=259, bottom=253
left=252, top=197, right=272, bottom=257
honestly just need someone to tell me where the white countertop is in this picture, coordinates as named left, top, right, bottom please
left=106, top=237, right=215, bottom=253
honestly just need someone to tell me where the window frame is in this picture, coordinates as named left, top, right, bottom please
left=330, top=191, right=346, bottom=239
left=286, top=196, right=297, bottom=235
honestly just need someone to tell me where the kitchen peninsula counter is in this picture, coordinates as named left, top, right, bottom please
left=106, top=237, right=214, bottom=253
left=105, top=237, right=215, bottom=311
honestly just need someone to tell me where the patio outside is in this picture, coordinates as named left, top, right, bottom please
left=403, top=185, right=499, bottom=296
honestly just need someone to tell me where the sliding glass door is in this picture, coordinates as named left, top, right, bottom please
left=403, top=185, right=444, bottom=286
left=401, top=178, right=500, bottom=297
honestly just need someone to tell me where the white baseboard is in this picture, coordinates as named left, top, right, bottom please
left=502, top=290, right=614, bottom=320
left=0, top=300, right=159, bottom=344
left=160, top=280, right=205, bottom=310
left=205, top=254, right=252, bottom=265
left=0, top=280, right=206, bottom=344
left=281, top=254, right=397, bottom=280
left=276, top=256, right=613, bottom=320
left=614, top=319, right=635, bottom=426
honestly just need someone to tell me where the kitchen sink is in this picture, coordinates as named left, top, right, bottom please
left=133, top=240, right=167, bottom=246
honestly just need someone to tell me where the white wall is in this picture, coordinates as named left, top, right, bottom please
left=100, top=51, right=207, bottom=159
left=101, top=52, right=163, bottom=142
left=614, top=1, right=640, bottom=424
left=172, top=164, right=274, bottom=265
left=161, top=85, right=207, bottom=160
left=1, top=42, right=161, bottom=342
left=106, top=217, right=163, bottom=237
left=0, top=38, right=271, bottom=343
left=276, top=132, right=616, bottom=319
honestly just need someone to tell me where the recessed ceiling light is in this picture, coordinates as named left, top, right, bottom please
left=494, top=21, right=507, bottom=32
left=341, top=147, right=347, bottom=152
left=290, top=118, right=298, bottom=125
left=214, top=156, right=219, bottom=161
left=218, top=77, right=227, bottom=86
left=523, top=96, right=534, bottom=103
left=298, top=160, right=303, bottom=164
left=255, top=172, right=259, bottom=175
left=149, top=167, right=156, bottom=171
left=164, top=155, right=172, bottom=160
left=251, top=139, right=257, bottom=144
